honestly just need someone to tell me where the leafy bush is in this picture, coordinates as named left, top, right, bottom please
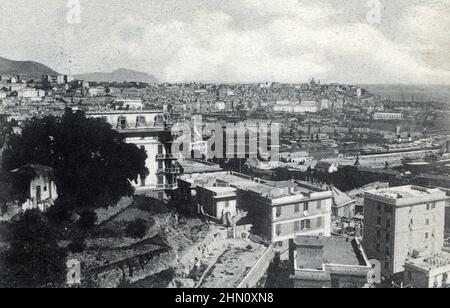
left=68, top=237, right=87, bottom=253
left=78, top=210, right=98, bottom=230
left=126, top=219, right=148, bottom=239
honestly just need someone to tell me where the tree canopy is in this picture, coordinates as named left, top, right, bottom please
left=2, top=109, right=148, bottom=211
left=1, top=209, right=67, bottom=288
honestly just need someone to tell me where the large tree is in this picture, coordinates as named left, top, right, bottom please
left=2, top=109, right=148, bottom=211
left=1, top=209, right=67, bottom=288
left=0, top=119, right=13, bottom=150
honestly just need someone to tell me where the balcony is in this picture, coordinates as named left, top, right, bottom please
left=156, top=154, right=178, bottom=160
left=156, top=184, right=178, bottom=191
left=157, top=168, right=182, bottom=175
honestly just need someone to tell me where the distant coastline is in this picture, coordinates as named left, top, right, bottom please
left=360, top=84, right=450, bottom=104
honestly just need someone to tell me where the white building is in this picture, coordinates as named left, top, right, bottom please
left=17, top=88, right=45, bottom=99
left=273, top=100, right=319, bottom=113
left=115, top=99, right=144, bottom=110
left=87, top=110, right=178, bottom=197
left=363, top=185, right=448, bottom=277
left=11, top=164, right=58, bottom=212
left=404, top=253, right=450, bottom=288
left=373, top=112, right=404, bottom=121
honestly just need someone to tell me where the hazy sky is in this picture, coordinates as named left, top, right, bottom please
left=0, top=0, right=449, bottom=84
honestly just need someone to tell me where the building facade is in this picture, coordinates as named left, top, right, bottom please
left=404, top=253, right=450, bottom=288
left=241, top=182, right=333, bottom=253
left=363, top=185, right=448, bottom=277
left=87, top=110, right=179, bottom=197
left=373, top=112, right=404, bottom=121
left=178, top=173, right=333, bottom=247
left=11, top=164, right=58, bottom=212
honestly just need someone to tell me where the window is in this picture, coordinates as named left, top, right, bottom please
left=386, top=219, right=391, bottom=229
left=426, top=219, right=430, bottom=226
left=432, top=203, right=436, bottom=209
left=386, top=247, right=390, bottom=256
left=276, top=207, right=282, bottom=218
left=303, top=202, right=309, bottom=212
left=301, top=219, right=311, bottom=230
left=376, top=243, right=380, bottom=252
left=118, top=116, right=127, bottom=129
left=136, top=116, right=146, bottom=127
left=36, top=186, right=42, bottom=203
left=377, top=230, right=381, bottom=239
left=294, top=204, right=300, bottom=213
left=377, top=217, right=382, bottom=226
left=43, top=186, right=47, bottom=192
left=386, top=233, right=390, bottom=242
left=317, top=200, right=322, bottom=210
left=316, top=217, right=323, bottom=228
left=426, top=203, right=431, bottom=211
left=377, top=204, right=381, bottom=212
left=294, top=221, right=300, bottom=232
left=276, top=224, right=282, bottom=236
left=408, top=271, right=412, bottom=281
left=278, top=241, right=283, bottom=248
left=425, top=233, right=429, bottom=240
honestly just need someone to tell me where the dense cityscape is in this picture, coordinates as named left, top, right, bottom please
left=1, top=0, right=450, bottom=293
left=1, top=65, right=450, bottom=289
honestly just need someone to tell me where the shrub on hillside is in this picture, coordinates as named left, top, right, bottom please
left=126, top=219, right=148, bottom=239
left=78, top=210, right=98, bottom=230
left=68, top=237, right=87, bottom=253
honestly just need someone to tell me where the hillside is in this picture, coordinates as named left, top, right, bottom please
left=0, top=56, right=58, bottom=79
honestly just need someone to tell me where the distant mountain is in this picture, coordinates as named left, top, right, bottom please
left=0, top=56, right=59, bottom=79
left=74, top=68, right=158, bottom=83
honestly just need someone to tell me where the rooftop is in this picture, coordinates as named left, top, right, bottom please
left=179, top=159, right=223, bottom=174
left=405, top=252, right=450, bottom=272
left=179, top=171, right=326, bottom=200
left=86, top=109, right=164, bottom=115
left=293, top=236, right=367, bottom=270
left=367, top=185, right=445, bottom=200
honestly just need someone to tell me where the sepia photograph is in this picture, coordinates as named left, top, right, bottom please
left=0, top=0, right=450, bottom=295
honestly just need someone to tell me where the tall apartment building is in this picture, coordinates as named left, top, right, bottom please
left=87, top=110, right=179, bottom=198
left=363, top=185, right=448, bottom=277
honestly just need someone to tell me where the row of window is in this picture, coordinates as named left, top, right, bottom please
left=275, top=217, right=323, bottom=236
left=276, top=200, right=323, bottom=218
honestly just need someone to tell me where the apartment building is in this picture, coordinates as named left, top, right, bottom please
left=240, top=181, right=332, bottom=252
left=289, top=236, right=371, bottom=288
left=404, top=253, right=450, bottom=288
left=87, top=110, right=178, bottom=197
left=363, top=185, right=448, bottom=277
left=178, top=173, right=333, bottom=251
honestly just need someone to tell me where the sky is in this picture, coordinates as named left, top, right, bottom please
left=0, top=0, right=449, bottom=84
